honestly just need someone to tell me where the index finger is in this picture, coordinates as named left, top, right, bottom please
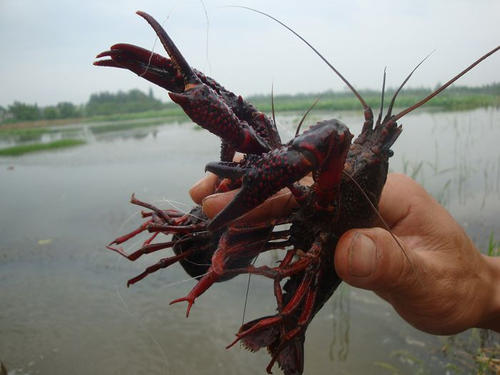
left=189, top=172, right=218, bottom=204
left=202, top=187, right=297, bottom=223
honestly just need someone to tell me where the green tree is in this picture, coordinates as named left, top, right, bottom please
left=0, top=105, right=6, bottom=122
left=43, top=106, right=59, bottom=120
left=85, top=89, right=164, bottom=116
left=8, top=101, right=40, bottom=121
left=57, top=102, right=79, bottom=118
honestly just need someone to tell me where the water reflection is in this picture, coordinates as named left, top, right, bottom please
left=0, top=108, right=499, bottom=374
left=328, top=284, right=350, bottom=362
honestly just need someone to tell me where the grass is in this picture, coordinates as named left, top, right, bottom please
left=248, top=91, right=500, bottom=113
left=442, top=329, right=500, bottom=375
left=0, top=127, right=49, bottom=141
left=0, top=111, right=185, bottom=140
left=89, top=118, right=169, bottom=134
left=487, top=232, right=500, bottom=256
left=76, top=91, right=499, bottom=124
left=0, top=139, right=86, bottom=156
left=436, top=237, right=500, bottom=374
left=82, top=107, right=187, bottom=124
left=2, top=86, right=499, bottom=130
left=0, top=125, right=82, bottom=142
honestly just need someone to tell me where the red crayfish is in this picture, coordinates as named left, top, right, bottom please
left=95, top=10, right=499, bottom=375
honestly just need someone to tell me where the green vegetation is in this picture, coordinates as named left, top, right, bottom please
left=82, top=107, right=186, bottom=124
left=0, top=139, right=85, bottom=156
left=248, top=83, right=500, bottom=113
left=1, top=84, right=499, bottom=128
left=86, top=88, right=164, bottom=116
left=89, top=118, right=170, bottom=134
left=0, top=89, right=166, bottom=125
left=487, top=233, right=500, bottom=257
left=442, top=329, right=500, bottom=375
left=0, top=127, right=48, bottom=141
left=437, top=238, right=499, bottom=374
left=4, top=101, right=83, bottom=123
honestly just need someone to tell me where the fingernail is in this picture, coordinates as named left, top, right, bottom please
left=348, top=233, right=377, bottom=277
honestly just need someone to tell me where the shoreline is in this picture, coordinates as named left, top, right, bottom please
left=1, top=91, right=499, bottom=132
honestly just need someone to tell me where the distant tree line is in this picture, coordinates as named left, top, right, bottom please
left=1, top=101, right=83, bottom=122
left=1, top=83, right=499, bottom=124
left=248, top=83, right=500, bottom=102
left=1, top=88, right=169, bottom=123
left=86, top=88, right=165, bottom=116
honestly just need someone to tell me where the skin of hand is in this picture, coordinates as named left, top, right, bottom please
left=190, top=173, right=500, bottom=334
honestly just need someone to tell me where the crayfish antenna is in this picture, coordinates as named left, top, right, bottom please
left=271, top=83, right=277, bottom=133
left=375, top=67, right=387, bottom=127
left=228, top=6, right=373, bottom=130
left=295, top=97, right=320, bottom=137
left=390, top=46, right=500, bottom=122
left=383, top=51, right=434, bottom=124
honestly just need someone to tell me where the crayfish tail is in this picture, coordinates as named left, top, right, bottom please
left=236, top=316, right=280, bottom=352
left=230, top=316, right=304, bottom=375
left=270, top=337, right=304, bottom=375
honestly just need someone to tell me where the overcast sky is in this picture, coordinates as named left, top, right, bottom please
left=0, top=0, right=498, bottom=107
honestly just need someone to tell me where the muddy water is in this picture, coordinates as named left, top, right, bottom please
left=1, top=108, right=499, bottom=374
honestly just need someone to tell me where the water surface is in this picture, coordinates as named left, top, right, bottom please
left=1, top=108, right=499, bottom=374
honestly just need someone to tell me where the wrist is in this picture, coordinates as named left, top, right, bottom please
left=477, top=255, right=500, bottom=332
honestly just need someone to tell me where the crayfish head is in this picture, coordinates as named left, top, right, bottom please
left=291, top=119, right=352, bottom=172
left=291, top=120, right=353, bottom=211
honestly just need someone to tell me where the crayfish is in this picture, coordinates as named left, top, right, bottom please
left=95, top=10, right=499, bottom=375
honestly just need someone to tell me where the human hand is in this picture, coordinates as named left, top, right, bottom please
left=190, top=173, right=500, bottom=334
left=189, top=172, right=311, bottom=221
left=335, top=173, right=500, bottom=334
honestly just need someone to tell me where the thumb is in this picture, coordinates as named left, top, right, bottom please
left=334, top=228, right=417, bottom=294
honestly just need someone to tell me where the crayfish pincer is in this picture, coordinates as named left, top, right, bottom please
left=95, top=10, right=499, bottom=375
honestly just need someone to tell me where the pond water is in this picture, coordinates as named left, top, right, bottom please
left=1, top=107, right=499, bottom=374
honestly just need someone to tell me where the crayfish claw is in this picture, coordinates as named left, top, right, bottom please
left=94, top=50, right=111, bottom=59
left=169, top=84, right=271, bottom=155
left=205, top=161, right=246, bottom=180
left=136, top=11, right=200, bottom=86
left=93, top=59, right=120, bottom=69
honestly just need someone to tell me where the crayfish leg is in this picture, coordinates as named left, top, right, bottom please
left=127, top=249, right=195, bottom=287
left=268, top=285, right=318, bottom=369
left=227, top=270, right=313, bottom=349
left=108, top=219, right=152, bottom=246
left=107, top=240, right=175, bottom=261
left=169, top=270, right=219, bottom=317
